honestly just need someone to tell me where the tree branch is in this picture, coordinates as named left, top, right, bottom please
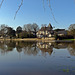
left=43, top=0, right=45, bottom=11
left=48, top=0, right=58, bottom=23
left=0, top=0, right=4, bottom=8
left=14, top=0, right=23, bottom=20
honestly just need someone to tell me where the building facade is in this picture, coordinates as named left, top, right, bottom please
left=37, top=23, right=54, bottom=38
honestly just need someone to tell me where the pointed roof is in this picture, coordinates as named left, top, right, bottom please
left=48, top=23, right=53, bottom=29
left=38, top=23, right=53, bottom=32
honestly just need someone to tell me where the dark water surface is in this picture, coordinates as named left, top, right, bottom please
left=0, top=41, right=75, bottom=75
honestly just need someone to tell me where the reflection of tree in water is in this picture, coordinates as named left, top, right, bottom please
left=0, top=41, right=7, bottom=54
left=6, top=41, right=16, bottom=51
left=0, top=41, right=39, bottom=56
left=53, top=41, right=75, bottom=56
left=53, top=42, right=68, bottom=49
left=22, top=42, right=39, bottom=56
left=15, top=41, right=39, bottom=56
left=0, top=40, right=75, bottom=56
left=16, top=41, right=23, bottom=53
left=0, top=41, right=16, bottom=54
left=68, top=42, right=75, bottom=56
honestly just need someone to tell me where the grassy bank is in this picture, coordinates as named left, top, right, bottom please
left=0, top=38, right=38, bottom=41
left=0, top=38, right=55, bottom=42
left=0, top=38, right=74, bottom=43
left=63, top=39, right=75, bottom=41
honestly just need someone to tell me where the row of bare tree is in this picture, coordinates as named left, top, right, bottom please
left=0, top=23, right=39, bottom=38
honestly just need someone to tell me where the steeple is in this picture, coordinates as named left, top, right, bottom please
left=48, top=23, right=53, bottom=29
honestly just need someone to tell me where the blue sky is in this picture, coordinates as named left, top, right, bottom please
left=0, top=0, right=75, bottom=30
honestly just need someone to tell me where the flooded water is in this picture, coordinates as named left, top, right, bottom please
left=0, top=41, right=75, bottom=75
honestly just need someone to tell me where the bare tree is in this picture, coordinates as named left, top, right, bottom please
left=26, top=24, right=32, bottom=32
left=41, top=24, right=47, bottom=27
left=32, top=23, right=39, bottom=37
left=23, top=24, right=32, bottom=37
left=0, top=24, right=8, bottom=37
left=23, top=24, right=27, bottom=31
left=68, top=24, right=75, bottom=39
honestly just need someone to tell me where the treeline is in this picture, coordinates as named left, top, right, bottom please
left=0, top=23, right=39, bottom=39
left=0, top=23, right=75, bottom=39
left=65, top=24, right=75, bottom=39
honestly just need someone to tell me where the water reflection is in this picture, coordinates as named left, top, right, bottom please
left=0, top=41, right=75, bottom=75
left=0, top=41, right=75, bottom=56
left=37, top=42, right=53, bottom=55
left=0, top=41, right=39, bottom=56
left=68, top=42, right=75, bottom=56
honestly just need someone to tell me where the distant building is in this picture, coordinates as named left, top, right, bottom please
left=54, top=29, right=67, bottom=36
left=37, top=23, right=54, bottom=38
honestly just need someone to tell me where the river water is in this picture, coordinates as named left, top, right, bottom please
left=0, top=41, right=75, bottom=75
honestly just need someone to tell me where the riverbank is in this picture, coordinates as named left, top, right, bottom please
left=64, top=39, right=75, bottom=41
left=0, top=38, right=74, bottom=43
left=0, top=38, right=55, bottom=42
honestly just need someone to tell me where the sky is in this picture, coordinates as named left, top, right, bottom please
left=0, top=0, right=75, bottom=30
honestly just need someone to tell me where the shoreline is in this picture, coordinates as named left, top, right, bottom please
left=0, top=38, right=74, bottom=43
left=0, top=38, right=55, bottom=41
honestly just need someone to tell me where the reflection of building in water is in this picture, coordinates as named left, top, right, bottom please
left=54, top=43, right=68, bottom=49
left=37, top=42, right=53, bottom=55
left=68, top=43, right=75, bottom=56
left=0, top=40, right=75, bottom=57
left=68, top=48, right=75, bottom=56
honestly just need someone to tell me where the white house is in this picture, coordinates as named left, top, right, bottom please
left=37, top=23, right=54, bottom=38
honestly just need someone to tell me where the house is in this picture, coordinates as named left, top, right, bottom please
left=37, top=23, right=54, bottom=38
left=54, top=29, right=67, bottom=36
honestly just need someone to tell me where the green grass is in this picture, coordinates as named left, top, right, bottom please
left=62, top=69, right=69, bottom=72
left=63, top=39, right=75, bottom=41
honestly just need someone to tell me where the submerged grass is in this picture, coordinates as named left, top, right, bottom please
left=62, top=69, right=69, bottom=72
